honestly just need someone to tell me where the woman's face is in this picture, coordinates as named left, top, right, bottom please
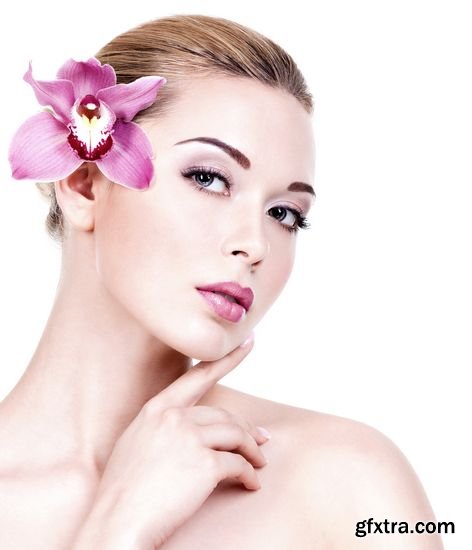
left=93, top=77, right=316, bottom=361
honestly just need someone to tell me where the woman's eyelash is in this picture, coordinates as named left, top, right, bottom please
left=180, top=165, right=311, bottom=233
left=181, top=165, right=233, bottom=194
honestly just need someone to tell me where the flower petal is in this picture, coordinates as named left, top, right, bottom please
left=97, top=76, right=167, bottom=123
left=9, top=111, right=83, bottom=181
left=96, top=120, right=154, bottom=190
left=57, top=57, right=116, bottom=98
left=23, top=61, right=75, bottom=125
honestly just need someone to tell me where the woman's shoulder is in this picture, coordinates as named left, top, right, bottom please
left=212, top=384, right=442, bottom=548
left=210, top=383, right=403, bottom=469
left=212, top=382, right=393, bottom=446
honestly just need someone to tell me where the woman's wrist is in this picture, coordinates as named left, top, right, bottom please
left=71, top=493, right=152, bottom=550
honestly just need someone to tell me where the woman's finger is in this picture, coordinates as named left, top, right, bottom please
left=144, top=334, right=254, bottom=412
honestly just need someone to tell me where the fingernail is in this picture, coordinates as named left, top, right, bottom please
left=240, top=332, right=255, bottom=348
left=256, top=426, right=271, bottom=439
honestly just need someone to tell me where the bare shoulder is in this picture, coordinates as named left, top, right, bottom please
left=212, top=385, right=444, bottom=549
left=283, top=405, right=444, bottom=549
left=298, top=411, right=443, bottom=550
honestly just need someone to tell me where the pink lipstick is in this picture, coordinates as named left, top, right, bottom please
left=196, top=281, right=254, bottom=323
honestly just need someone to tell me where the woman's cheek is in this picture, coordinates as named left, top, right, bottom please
left=262, top=243, right=295, bottom=303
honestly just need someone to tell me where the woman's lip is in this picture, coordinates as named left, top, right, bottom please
left=197, top=290, right=246, bottom=323
left=195, top=282, right=254, bottom=311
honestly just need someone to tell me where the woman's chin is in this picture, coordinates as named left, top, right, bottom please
left=152, top=311, right=253, bottom=362
left=193, top=348, right=231, bottom=363
left=168, top=332, right=238, bottom=363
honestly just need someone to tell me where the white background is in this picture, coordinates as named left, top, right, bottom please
left=0, top=1, right=470, bottom=547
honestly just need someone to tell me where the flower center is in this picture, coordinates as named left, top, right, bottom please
left=67, top=94, right=115, bottom=161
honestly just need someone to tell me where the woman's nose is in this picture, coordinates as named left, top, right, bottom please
left=221, top=214, right=270, bottom=267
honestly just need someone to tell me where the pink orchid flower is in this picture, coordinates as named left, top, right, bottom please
left=8, top=57, right=166, bottom=190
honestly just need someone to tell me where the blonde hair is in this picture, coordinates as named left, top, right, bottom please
left=36, top=14, right=314, bottom=244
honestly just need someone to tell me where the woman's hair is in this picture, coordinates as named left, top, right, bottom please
left=36, top=14, right=314, bottom=245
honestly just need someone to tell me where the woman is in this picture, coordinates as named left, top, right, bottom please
left=0, top=14, right=442, bottom=549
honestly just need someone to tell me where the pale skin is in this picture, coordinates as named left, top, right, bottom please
left=0, top=76, right=443, bottom=549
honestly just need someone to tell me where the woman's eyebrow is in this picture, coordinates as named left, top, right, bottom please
left=174, top=136, right=316, bottom=198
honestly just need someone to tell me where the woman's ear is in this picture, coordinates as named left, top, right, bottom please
left=54, top=162, right=104, bottom=233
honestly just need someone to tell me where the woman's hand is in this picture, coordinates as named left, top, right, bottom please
left=72, top=334, right=269, bottom=549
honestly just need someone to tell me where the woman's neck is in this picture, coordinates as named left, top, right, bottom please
left=1, top=248, right=192, bottom=478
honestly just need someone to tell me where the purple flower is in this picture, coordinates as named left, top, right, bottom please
left=8, top=57, right=166, bottom=190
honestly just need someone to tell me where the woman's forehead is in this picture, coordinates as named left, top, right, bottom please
left=177, top=76, right=310, bottom=125
left=143, top=77, right=315, bottom=175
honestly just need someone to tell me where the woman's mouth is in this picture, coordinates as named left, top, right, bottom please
left=196, top=289, right=246, bottom=323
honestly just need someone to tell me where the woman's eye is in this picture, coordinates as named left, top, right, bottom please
left=181, top=166, right=232, bottom=195
left=269, top=206, right=297, bottom=227
left=181, top=166, right=311, bottom=233
left=268, top=206, right=310, bottom=233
